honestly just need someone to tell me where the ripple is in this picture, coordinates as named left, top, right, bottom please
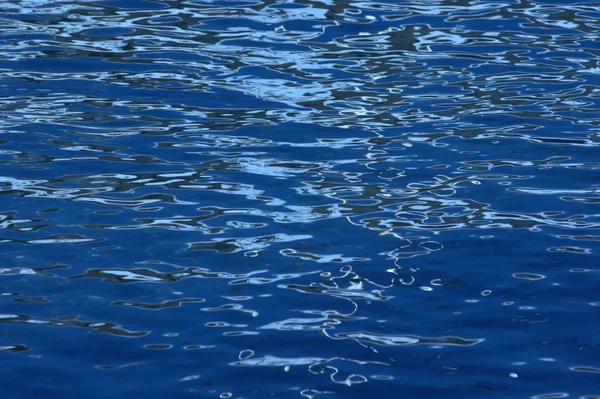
left=230, top=355, right=326, bottom=367
left=144, top=344, right=173, bottom=350
left=334, top=332, right=485, bottom=347
left=0, top=344, right=30, bottom=353
left=0, top=314, right=148, bottom=337
left=531, top=393, right=570, bottom=399
left=112, top=298, right=205, bottom=310
left=513, top=273, right=546, bottom=280
left=570, top=366, right=600, bottom=374
left=95, top=362, right=145, bottom=370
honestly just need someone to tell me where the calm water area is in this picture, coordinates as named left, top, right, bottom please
left=1, top=0, right=600, bottom=398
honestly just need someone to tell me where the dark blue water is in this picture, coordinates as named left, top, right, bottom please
left=2, top=0, right=600, bottom=398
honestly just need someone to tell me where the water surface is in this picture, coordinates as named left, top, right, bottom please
left=1, top=1, right=600, bottom=398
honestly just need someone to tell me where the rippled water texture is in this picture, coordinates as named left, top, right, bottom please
left=2, top=0, right=600, bottom=398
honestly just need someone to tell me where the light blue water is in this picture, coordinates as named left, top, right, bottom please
left=1, top=1, right=600, bottom=398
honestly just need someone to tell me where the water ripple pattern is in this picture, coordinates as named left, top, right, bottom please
left=1, top=0, right=600, bottom=398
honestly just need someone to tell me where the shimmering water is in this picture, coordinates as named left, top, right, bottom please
left=1, top=0, right=600, bottom=398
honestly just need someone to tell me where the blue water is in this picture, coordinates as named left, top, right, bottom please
left=2, top=0, right=600, bottom=398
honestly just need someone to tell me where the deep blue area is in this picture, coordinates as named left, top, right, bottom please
left=1, top=1, right=600, bottom=398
